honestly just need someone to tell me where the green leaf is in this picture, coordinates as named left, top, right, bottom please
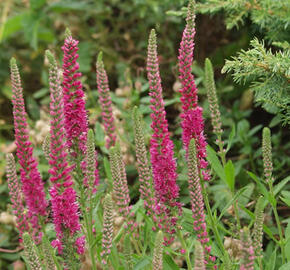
left=0, top=13, right=28, bottom=41
left=163, top=254, right=180, bottom=270
left=30, top=0, right=46, bottom=10
left=224, top=160, right=235, bottom=192
left=133, top=257, right=150, bottom=270
left=274, top=176, right=290, bottom=196
left=280, top=191, right=290, bottom=207
left=218, top=186, right=247, bottom=221
left=285, top=222, right=290, bottom=262
left=94, top=122, right=105, bottom=147
left=265, top=248, right=277, bottom=270
left=206, top=145, right=226, bottom=182
left=225, top=124, right=235, bottom=152
left=279, top=263, right=290, bottom=270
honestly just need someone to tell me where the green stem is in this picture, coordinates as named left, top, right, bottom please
left=217, top=136, right=241, bottom=231
left=269, top=182, right=285, bottom=263
left=132, top=237, right=142, bottom=256
left=201, top=181, right=226, bottom=257
left=177, top=229, right=193, bottom=270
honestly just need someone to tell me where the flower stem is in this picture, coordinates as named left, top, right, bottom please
left=177, top=228, right=193, bottom=270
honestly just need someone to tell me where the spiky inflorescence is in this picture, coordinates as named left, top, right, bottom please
left=10, top=58, right=47, bottom=241
left=96, top=52, right=117, bottom=149
left=204, top=58, right=223, bottom=141
left=42, top=134, right=51, bottom=162
left=46, top=50, right=84, bottom=255
left=152, top=231, right=164, bottom=270
left=147, top=30, right=181, bottom=242
left=41, top=235, right=56, bottom=270
left=101, top=194, right=114, bottom=265
left=109, top=145, right=137, bottom=232
left=86, top=129, right=99, bottom=193
left=62, top=28, right=88, bottom=156
left=252, top=196, right=264, bottom=257
left=124, top=234, right=133, bottom=270
left=188, top=139, right=215, bottom=263
left=262, top=127, right=273, bottom=183
left=132, top=106, right=155, bottom=216
left=22, top=233, right=42, bottom=270
left=240, top=228, right=255, bottom=270
left=178, top=1, right=210, bottom=181
left=194, top=241, right=206, bottom=270
left=6, top=153, right=30, bottom=240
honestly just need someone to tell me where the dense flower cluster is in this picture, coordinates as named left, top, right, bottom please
left=62, top=29, right=88, bottom=156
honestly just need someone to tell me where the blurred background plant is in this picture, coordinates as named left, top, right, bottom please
left=0, top=0, right=289, bottom=269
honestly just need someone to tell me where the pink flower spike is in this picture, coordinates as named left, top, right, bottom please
left=62, top=28, right=88, bottom=156
left=6, top=153, right=30, bottom=241
left=96, top=52, right=117, bottom=149
left=10, top=58, right=48, bottom=242
left=147, top=29, right=181, bottom=243
left=178, top=1, right=210, bottom=181
left=46, top=50, right=84, bottom=254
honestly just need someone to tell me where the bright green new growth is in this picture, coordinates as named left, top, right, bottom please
left=65, top=27, right=72, bottom=39
left=101, top=193, right=114, bottom=265
left=204, top=58, right=223, bottom=139
left=86, top=129, right=96, bottom=193
left=22, top=233, right=42, bottom=270
left=193, top=241, right=205, bottom=270
left=262, top=127, right=273, bottom=183
left=152, top=231, right=164, bottom=270
left=42, top=134, right=51, bottom=161
left=45, top=50, right=57, bottom=66
left=252, top=196, right=264, bottom=257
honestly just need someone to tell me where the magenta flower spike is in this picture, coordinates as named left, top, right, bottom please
left=147, top=29, right=179, bottom=206
left=6, top=153, right=30, bottom=241
left=10, top=58, right=48, bottom=241
left=96, top=52, right=117, bottom=149
left=147, top=29, right=181, bottom=243
left=178, top=1, right=210, bottom=181
left=62, top=28, right=88, bottom=156
left=46, top=50, right=84, bottom=255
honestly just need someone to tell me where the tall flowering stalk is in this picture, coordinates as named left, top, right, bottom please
left=252, top=196, right=264, bottom=258
left=6, top=153, right=30, bottom=240
left=204, top=58, right=226, bottom=164
left=240, top=228, right=255, bottom=270
left=62, top=28, right=88, bottom=157
left=262, top=127, right=273, bottom=183
left=96, top=52, right=117, bottom=149
left=147, top=29, right=181, bottom=242
left=188, top=139, right=215, bottom=264
left=23, top=233, right=42, bottom=270
left=109, top=145, right=137, bottom=232
left=10, top=58, right=47, bottom=242
left=193, top=241, right=206, bottom=270
left=178, top=0, right=210, bottom=181
left=101, top=194, right=114, bottom=265
left=262, top=127, right=286, bottom=262
left=132, top=106, right=155, bottom=216
left=152, top=231, right=164, bottom=270
left=46, top=51, right=84, bottom=260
